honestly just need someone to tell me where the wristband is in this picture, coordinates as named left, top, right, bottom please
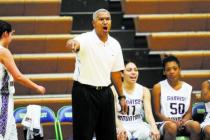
left=118, top=95, right=126, bottom=100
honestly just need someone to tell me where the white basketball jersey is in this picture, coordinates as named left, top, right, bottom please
left=118, top=83, right=145, bottom=127
left=0, top=46, right=15, bottom=95
left=160, top=80, right=192, bottom=121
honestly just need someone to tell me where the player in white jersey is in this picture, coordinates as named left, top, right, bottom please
left=200, top=80, right=210, bottom=140
left=0, top=20, right=45, bottom=140
left=117, top=61, right=160, bottom=140
left=152, top=55, right=201, bottom=140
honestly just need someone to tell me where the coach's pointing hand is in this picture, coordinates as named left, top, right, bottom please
left=66, top=39, right=80, bottom=53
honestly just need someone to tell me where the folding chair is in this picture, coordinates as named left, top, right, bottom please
left=14, top=107, right=27, bottom=124
left=56, top=105, right=73, bottom=140
left=14, top=106, right=58, bottom=140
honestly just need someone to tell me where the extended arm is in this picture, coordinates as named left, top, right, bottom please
left=0, top=48, right=45, bottom=94
left=65, top=39, right=80, bottom=53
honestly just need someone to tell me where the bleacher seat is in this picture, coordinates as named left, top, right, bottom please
left=14, top=95, right=71, bottom=119
left=10, top=34, right=75, bottom=54
left=14, top=53, right=75, bottom=74
left=181, top=70, right=210, bottom=90
left=121, top=0, right=210, bottom=15
left=147, top=32, right=210, bottom=51
left=0, top=0, right=61, bottom=16
left=14, top=73, right=74, bottom=95
left=1, top=16, right=72, bottom=34
left=134, top=14, right=210, bottom=33
left=14, top=107, right=27, bottom=124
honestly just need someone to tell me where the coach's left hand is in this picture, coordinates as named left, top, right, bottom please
left=119, top=98, right=127, bottom=114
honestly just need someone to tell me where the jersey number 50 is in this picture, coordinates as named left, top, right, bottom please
left=170, top=103, right=185, bottom=115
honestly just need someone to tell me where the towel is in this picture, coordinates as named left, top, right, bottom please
left=21, top=105, right=43, bottom=140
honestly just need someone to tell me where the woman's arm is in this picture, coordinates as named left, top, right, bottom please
left=0, top=48, right=45, bottom=94
left=181, top=97, right=193, bottom=124
left=152, top=83, right=171, bottom=122
left=144, top=87, right=157, bottom=128
left=201, top=80, right=210, bottom=102
left=143, top=87, right=160, bottom=139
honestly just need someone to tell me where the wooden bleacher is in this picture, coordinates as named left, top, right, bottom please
left=181, top=70, right=210, bottom=90
left=15, top=73, right=74, bottom=95
left=147, top=32, right=210, bottom=51
left=0, top=0, right=61, bottom=16
left=134, top=14, right=210, bottom=32
left=1, top=16, right=73, bottom=34
left=14, top=52, right=75, bottom=96
left=10, top=34, right=75, bottom=54
left=121, top=0, right=210, bottom=15
left=14, top=94, right=71, bottom=111
left=14, top=53, right=75, bottom=73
